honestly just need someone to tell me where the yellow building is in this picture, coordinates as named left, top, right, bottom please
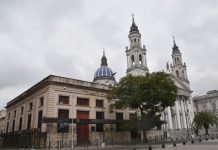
left=4, top=53, right=133, bottom=148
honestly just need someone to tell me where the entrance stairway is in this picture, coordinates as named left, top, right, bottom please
left=168, top=129, right=189, bottom=139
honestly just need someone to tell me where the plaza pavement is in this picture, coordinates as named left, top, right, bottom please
left=1, top=139, right=218, bottom=150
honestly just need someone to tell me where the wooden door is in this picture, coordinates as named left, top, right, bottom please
left=77, top=111, right=89, bottom=145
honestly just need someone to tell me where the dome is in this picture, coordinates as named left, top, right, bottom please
left=94, top=66, right=114, bottom=79
left=93, top=51, right=115, bottom=82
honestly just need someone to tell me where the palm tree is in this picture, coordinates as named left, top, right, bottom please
left=192, top=112, right=218, bottom=135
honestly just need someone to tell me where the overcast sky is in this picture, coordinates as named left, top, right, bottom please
left=1, top=0, right=218, bottom=109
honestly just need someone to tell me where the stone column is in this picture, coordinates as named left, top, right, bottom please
left=181, top=99, right=187, bottom=128
left=167, top=107, right=173, bottom=129
left=175, top=100, right=181, bottom=129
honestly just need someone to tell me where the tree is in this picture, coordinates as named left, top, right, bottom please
left=107, top=72, right=177, bottom=130
left=192, top=111, right=218, bottom=135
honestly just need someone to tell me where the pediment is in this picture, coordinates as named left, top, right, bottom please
left=170, top=74, right=192, bottom=96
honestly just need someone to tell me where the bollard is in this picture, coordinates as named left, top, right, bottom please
left=49, top=140, right=50, bottom=149
left=173, top=141, right=176, bottom=147
left=206, top=137, right=208, bottom=141
left=191, top=139, right=194, bottom=144
left=148, top=145, right=152, bottom=150
left=162, top=143, right=165, bottom=148
left=97, top=140, right=98, bottom=149
left=199, top=138, right=202, bottom=142
left=182, top=140, right=186, bottom=145
left=212, top=135, right=214, bottom=140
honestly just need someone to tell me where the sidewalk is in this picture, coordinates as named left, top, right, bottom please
left=2, top=138, right=218, bottom=150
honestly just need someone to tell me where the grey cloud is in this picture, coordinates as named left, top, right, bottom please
left=1, top=0, right=218, bottom=109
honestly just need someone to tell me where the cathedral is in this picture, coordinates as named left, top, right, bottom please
left=2, top=17, right=194, bottom=148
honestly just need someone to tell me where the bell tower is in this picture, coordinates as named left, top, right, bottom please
left=170, top=37, right=189, bottom=83
left=125, top=15, right=149, bottom=76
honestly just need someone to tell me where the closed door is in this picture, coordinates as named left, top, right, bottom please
left=77, top=111, right=89, bottom=144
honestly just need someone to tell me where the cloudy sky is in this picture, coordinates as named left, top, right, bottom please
left=0, top=0, right=218, bottom=109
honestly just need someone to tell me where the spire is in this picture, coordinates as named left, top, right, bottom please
left=130, top=13, right=139, bottom=33
left=101, top=49, right=107, bottom=66
left=132, top=13, right=135, bottom=24
left=172, top=36, right=180, bottom=53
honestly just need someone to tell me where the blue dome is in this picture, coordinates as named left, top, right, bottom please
left=94, top=66, right=114, bottom=78
left=93, top=51, right=115, bottom=82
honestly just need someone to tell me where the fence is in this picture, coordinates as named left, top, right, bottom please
left=0, top=130, right=46, bottom=148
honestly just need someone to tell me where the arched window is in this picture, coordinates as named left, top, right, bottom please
left=212, top=103, right=216, bottom=112
left=131, top=39, right=133, bottom=44
left=175, top=58, right=176, bottom=64
left=182, top=70, right=184, bottom=77
left=139, top=54, right=142, bottom=65
left=134, top=38, right=136, bottom=43
left=176, top=70, right=179, bottom=77
left=177, top=57, right=179, bottom=63
left=131, top=55, right=135, bottom=66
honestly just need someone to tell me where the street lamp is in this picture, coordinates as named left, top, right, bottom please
left=101, top=72, right=116, bottom=147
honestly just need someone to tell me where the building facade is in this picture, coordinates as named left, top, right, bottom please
left=4, top=56, right=132, bottom=147
left=193, top=90, right=218, bottom=114
left=0, top=109, right=6, bottom=134
left=163, top=38, right=194, bottom=133
left=192, top=90, right=218, bottom=134
left=125, top=18, right=194, bottom=134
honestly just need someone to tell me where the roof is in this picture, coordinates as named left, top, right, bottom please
left=6, top=75, right=109, bottom=108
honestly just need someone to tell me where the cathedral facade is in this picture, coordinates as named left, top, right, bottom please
left=125, top=17, right=194, bottom=134
left=2, top=17, right=194, bottom=148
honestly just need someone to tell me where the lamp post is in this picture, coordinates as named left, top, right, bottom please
left=101, top=72, right=116, bottom=147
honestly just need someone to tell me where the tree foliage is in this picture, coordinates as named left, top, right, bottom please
left=192, top=111, right=218, bottom=135
left=107, top=72, right=177, bottom=129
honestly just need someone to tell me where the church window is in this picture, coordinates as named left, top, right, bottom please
left=175, top=58, right=176, bottom=63
left=57, top=109, right=69, bottom=133
left=138, top=39, right=139, bottom=42
left=212, top=103, right=216, bottom=112
left=12, top=120, right=15, bottom=132
left=182, top=70, right=184, bottom=77
left=134, top=38, right=136, bottom=42
left=131, top=55, right=135, bottom=66
left=176, top=70, right=179, bottom=77
left=177, top=57, right=179, bottom=62
left=131, top=39, right=133, bottom=44
left=29, top=102, right=33, bottom=111
left=8, top=112, right=10, bottom=120
left=39, top=97, right=44, bottom=106
left=77, top=97, right=89, bottom=106
left=116, top=112, right=123, bottom=131
left=19, top=117, right=22, bottom=131
left=96, top=99, right=103, bottom=108
left=139, top=54, right=142, bottom=64
left=27, top=114, right=31, bottom=130
left=96, top=112, right=104, bottom=132
left=202, top=104, right=207, bottom=111
left=20, top=106, right=24, bottom=115
left=59, top=95, right=69, bottom=104
left=13, top=110, right=16, bottom=118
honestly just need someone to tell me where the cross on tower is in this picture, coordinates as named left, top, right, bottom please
left=131, top=13, right=135, bottom=21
